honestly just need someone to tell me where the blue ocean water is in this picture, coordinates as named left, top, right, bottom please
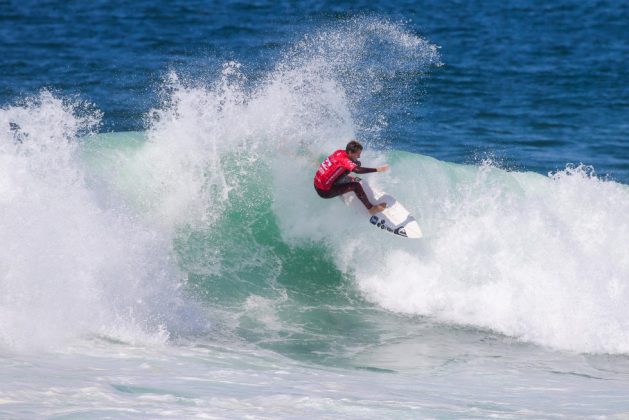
left=1, top=0, right=629, bottom=418
left=2, top=0, right=627, bottom=180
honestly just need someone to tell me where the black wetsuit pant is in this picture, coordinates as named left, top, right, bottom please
left=315, top=181, right=372, bottom=210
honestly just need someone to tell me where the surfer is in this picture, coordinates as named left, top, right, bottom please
left=314, top=140, right=389, bottom=215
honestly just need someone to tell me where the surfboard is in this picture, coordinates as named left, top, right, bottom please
left=341, top=180, right=423, bottom=239
left=285, top=146, right=422, bottom=238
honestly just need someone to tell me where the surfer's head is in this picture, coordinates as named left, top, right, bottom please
left=346, top=140, right=363, bottom=160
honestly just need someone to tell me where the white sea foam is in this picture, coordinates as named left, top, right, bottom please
left=350, top=158, right=629, bottom=353
left=0, top=92, right=206, bottom=351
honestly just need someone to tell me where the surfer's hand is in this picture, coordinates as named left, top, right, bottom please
left=377, top=164, right=389, bottom=172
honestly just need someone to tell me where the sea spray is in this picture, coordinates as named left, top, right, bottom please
left=107, top=18, right=439, bottom=238
left=0, top=92, right=207, bottom=351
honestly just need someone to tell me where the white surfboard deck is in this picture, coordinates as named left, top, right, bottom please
left=341, top=181, right=422, bottom=239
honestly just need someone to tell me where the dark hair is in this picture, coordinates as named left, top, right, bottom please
left=346, top=140, right=363, bottom=154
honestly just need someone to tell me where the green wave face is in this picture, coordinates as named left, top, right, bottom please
left=81, top=130, right=629, bottom=363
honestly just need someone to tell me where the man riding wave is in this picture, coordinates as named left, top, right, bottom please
left=314, top=140, right=389, bottom=215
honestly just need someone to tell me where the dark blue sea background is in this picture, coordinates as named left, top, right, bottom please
left=2, top=0, right=627, bottom=182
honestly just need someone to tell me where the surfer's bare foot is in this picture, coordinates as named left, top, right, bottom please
left=368, top=203, right=387, bottom=215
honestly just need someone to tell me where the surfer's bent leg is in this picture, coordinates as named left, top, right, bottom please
left=315, top=182, right=373, bottom=210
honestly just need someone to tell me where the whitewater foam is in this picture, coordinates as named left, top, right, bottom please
left=0, top=92, right=207, bottom=351
left=353, top=158, right=629, bottom=354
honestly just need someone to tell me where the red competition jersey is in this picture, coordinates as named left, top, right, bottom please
left=314, top=150, right=358, bottom=190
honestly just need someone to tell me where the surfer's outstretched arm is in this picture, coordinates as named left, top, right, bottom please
left=352, top=164, right=388, bottom=174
